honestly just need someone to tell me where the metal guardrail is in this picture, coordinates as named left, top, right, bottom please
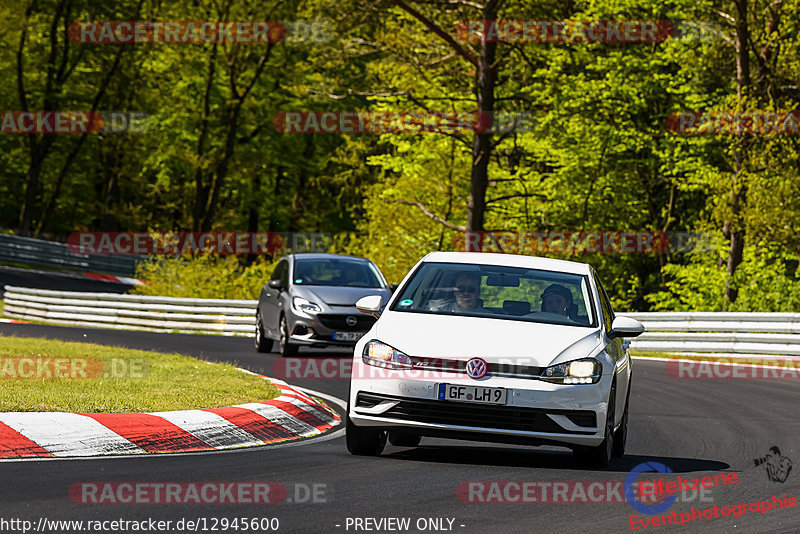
left=3, top=286, right=800, bottom=354
left=626, top=312, right=800, bottom=355
left=3, top=286, right=256, bottom=336
left=0, top=233, right=143, bottom=277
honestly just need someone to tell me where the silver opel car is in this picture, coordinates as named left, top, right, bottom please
left=255, top=254, right=393, bottom=356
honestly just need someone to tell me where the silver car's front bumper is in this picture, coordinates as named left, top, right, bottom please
left=287, top=308, right=376, bottom=346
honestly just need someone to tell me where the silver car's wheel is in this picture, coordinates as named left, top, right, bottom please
left=279, top=315, right=299, bottom=357
left=254, top=311, right=273, bottom=353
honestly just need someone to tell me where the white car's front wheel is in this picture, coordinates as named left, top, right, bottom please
left=346, top=413, right=387, bottom=456
left=574, top=382, right=615, bottom=468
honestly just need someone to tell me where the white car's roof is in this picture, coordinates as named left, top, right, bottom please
left=420, top=251, right=592, bottom=275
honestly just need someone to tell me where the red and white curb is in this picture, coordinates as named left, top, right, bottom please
left=82, top=272, right=147, bottom=285
left=0, top=376, right=340, bottom=459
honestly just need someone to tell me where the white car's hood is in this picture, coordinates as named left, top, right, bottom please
left=373, top=311, right=603, bottom=367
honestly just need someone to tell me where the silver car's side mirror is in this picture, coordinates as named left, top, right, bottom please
left=356, top=295, right=383, bottom=319
left=608, top=316, right=645, bottom=339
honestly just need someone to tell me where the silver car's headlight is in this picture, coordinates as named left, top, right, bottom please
left=292, top=297, right=321, bottom=314
left=362, top=340, right=411, bottom=370
left=541, top=358, right=601, bottom=384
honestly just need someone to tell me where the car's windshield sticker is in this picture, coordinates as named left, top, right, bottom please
left=399, top=299, right=413, bottom=306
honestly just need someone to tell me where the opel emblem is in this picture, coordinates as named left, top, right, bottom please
left=345, top=315, right=358, bottom=327
left=465, top=358, right=488, bottom=379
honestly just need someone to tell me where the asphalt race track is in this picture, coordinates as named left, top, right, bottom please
left=1, top=322, right=799, bottom=533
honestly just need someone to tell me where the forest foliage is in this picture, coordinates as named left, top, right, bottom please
left=2, top=0, right=799, bottom=310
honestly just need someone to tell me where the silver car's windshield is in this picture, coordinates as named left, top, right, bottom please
left=293, top=258, right=385, bottom=288
left=391, top=262, right=596, bottom=327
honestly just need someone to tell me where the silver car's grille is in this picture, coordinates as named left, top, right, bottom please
left=317, top=314, right=376, bottom=331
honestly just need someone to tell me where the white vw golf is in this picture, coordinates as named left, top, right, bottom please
left=346, top=252, right=645, bottom=466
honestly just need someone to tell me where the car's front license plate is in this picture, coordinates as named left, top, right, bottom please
left=437, top=384, right=507, bottom=405
left=334, top=331, right=364, bottom=341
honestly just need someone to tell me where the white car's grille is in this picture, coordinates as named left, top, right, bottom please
left=406, top=356, right=544, bottom=380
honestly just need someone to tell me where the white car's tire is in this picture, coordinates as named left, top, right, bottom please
left=574, top=382, right=615, bottom=468
left=346, top=413, right=387, bottom=456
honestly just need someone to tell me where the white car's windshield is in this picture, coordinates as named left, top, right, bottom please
left=391, top=262, right=596, bottom=327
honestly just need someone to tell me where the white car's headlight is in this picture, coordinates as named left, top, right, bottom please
left=292, top=297, right=321, bottom=314
left=541, top=358, right=601, bottom=384
left=363, top=340, right=411, bottom=369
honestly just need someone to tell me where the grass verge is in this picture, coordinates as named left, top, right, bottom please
left=0, top=335, right=281, bottom=412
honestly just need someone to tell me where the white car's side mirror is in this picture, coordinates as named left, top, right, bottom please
left=609, top=316, right=645, bottom=339
left=356, top=295, right=383, bottom=319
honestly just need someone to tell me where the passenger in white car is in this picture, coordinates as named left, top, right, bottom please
left=540, top=284, right=578, bottom=319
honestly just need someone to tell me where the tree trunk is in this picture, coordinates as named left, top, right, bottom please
left=192, top=44, right=218, bottom=232
left=199, top=102, right=242, bottom=232
left=723, top=0, right=751, bottom=309
left=466, top=0, right=499, bottom=232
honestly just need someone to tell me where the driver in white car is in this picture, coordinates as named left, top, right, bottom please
left=430, top=272, right=484, bottom=312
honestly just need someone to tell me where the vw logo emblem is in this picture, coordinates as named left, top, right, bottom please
left=465, top=358, right=488, bottom=379
left=345, top=316, right=358, bottom=327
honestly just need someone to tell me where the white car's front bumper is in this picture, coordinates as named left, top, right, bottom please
left=348, top=358, right=612, bottom=448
